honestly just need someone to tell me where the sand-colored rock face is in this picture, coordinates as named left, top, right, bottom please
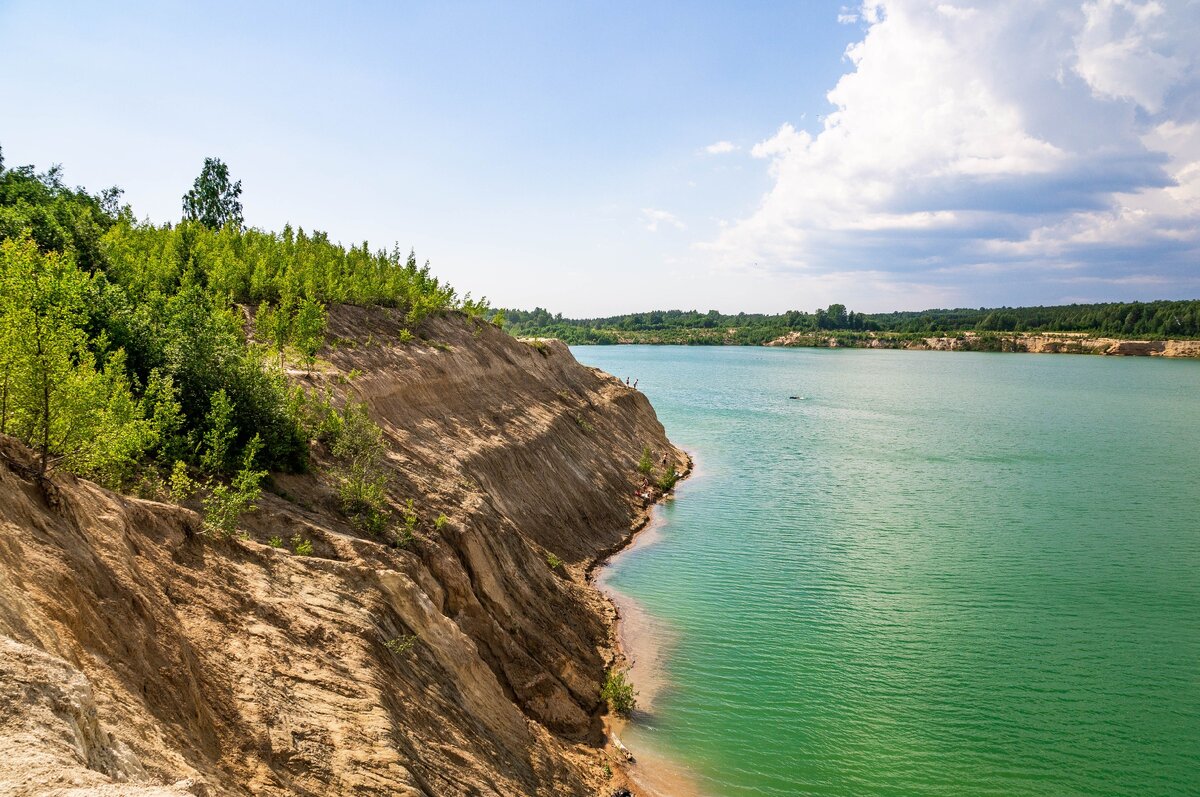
left=0, top=310, right=683, bottom=796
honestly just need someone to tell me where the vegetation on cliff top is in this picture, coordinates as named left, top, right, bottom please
left=502, top=300, right=1200, bottom=345
left=0, top=147, right=472, bottom=498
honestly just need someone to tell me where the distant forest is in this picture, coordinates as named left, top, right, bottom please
left=502, top=301, right=1200, bottom=345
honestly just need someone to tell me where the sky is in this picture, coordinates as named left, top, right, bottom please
left=1, top=1, right=1198, bottom=316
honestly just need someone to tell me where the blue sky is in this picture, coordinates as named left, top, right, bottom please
left=1, top=1, right=1198, bottom=315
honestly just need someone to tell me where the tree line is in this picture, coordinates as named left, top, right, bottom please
left=503, top=299, right=1200, bottom=345
left=0, top=148, right=464, bottom=494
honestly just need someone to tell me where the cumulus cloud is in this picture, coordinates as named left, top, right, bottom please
left=705, top=140, right=739, bottom=154
left=707, top=0, right=1200, bottom=307
left=642, top=207, right=686, bottom=232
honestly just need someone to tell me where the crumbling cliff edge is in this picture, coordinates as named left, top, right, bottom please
left=0, top=308, right=686, bottom=796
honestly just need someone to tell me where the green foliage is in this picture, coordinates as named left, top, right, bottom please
left=601, top=669, right=637, bottom=717
left=168, top=460, right=196, bottom=502
left=657, top=467, right=680, bottom=492
left=504, top=299, right=1200, bottom=344
left=290, top=534, right=313, bottom=556
left=394, top=498, right=417, bottom=548
left=255, top=298, right=292, bottom=368
left=0, top=153, right=466, bottom=491
left=267, top=535, right=284, bottom=548
left=434, top=513, right=449, bottom=531
left=327, top=401, right=393, bottom=536
left=293, top=297, right=326, bottom=371
left=201, top=435, right=266, bottom=537
left=0, top=238, right=152, bottom=482
left=199, top=389, right=237, bottom=474
left=384, top=635, right=417, bottom=656
left=256, top=295, right=326, bottom=372
left=182, top=157, right=243, bottom=230
left=545, top=552, right=563, bottom=569
left=459, top=293, right=490, bottom=320
left=637, top=446, right=654, bottom=476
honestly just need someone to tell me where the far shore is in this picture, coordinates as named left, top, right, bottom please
left=552, top=331, right=1200, bottom=358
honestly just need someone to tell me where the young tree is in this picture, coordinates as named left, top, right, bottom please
left=182, top=157, right=243, bottom=229
left=0, top=238, right=149, bottom=480
left=256, top=298, right=294, bottom=369
left=293, top=297, right=326, bottom=373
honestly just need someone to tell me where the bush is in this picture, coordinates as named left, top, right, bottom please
left=637, top=446, right=654, bottom=476
left=290, top=534, right=313, bottom=556
left=657, top=467, right=680, bottom=491
left=328, top=401, right=393, bottom=535
left=201, top=435, right=266, bottom=537
left=601, top=669, right=637, bottom=717
left=384, top=635, right=417, bottom=656
left=393, top=499, right=417, bottom=548
left=545, top=552, right=563, bottom=569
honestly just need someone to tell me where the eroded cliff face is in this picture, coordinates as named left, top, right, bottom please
left=0, top=309, right=684, bottom=797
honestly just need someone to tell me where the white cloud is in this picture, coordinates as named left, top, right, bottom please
left=706, top=0, right=1200, bottom=308
left=642, top=207, right=686, bottom=232
left=1074, top=0, right=1190, bottom=113
left=704, top=140, right=739, bottom=154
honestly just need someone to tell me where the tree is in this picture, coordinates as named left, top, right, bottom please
left=0, top=238, right=150, bottom=481
left=293, top=297, right=326, bottom=373
left=256, top=298, right=294, bottom=369
left=182, top=157, right=243, bottom=229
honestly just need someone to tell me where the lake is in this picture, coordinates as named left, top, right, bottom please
left=575, top=345, right=1200, bottom=797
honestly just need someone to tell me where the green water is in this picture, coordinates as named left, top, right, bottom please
left=574, top=346, right=1200, bottom=797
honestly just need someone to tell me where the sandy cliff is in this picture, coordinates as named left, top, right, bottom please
left=0, top=309, right=684, bottom=796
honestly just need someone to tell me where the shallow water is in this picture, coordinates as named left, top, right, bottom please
left=576, top=346, right=1200, bottom=797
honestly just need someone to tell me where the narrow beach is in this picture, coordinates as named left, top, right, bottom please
left=595, top=453, right=706, bottom=797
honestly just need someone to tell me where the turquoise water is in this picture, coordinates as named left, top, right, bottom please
left=574, top=346, right=1200, bottom=797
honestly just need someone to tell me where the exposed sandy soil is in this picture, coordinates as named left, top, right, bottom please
left=0, top=308, right=687, bottom=796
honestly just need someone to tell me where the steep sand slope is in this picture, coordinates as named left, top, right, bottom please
left=0, top=309, right=684, bottom=796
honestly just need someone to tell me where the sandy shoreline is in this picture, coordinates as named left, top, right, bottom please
left=592, top=451, right=708, bottom=797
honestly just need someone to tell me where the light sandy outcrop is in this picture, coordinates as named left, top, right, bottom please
left=0, top=309, right=684, bottom=796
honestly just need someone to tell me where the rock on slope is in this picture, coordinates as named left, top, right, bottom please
left=0, top=308, right=684, bottom=796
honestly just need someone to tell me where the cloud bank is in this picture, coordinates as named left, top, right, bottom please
left=709, top=0, right=1200, bottom=307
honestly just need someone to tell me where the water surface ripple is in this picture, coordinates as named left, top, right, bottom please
left=577, top=346, right=1200, bottom=797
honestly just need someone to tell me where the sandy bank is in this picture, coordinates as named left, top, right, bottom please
left=593, top=452, right=710, bottom=797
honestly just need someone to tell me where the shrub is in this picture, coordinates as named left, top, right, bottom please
left=290, top=534, right=313, bottom=556
left=434, top=513, right=449, bottom=531
left=329, top=401, right=393, bottom=535
left=168, top=460, right=196, bottom=502
left=201, top=436, right=266, bottom=537
left=267, top=535, right=283, bottom=548
left=601, top=669, right=637, bottom=717
left=393, top=499, right=417, bottom=548
left=384, top=635, right=418, bottom=656
left=657, top=467, right=680, bottom=491
left=545, top=552, right=563, bottom=569
left=637, top=446, right=654, bottom=476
